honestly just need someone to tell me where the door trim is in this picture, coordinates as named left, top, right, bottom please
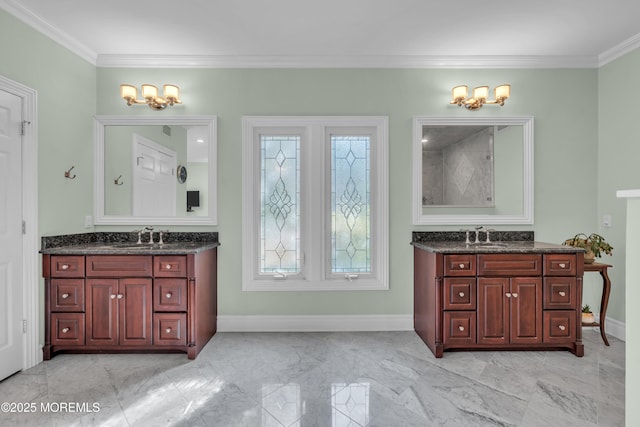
left=0, top=75, right=39, bottom=369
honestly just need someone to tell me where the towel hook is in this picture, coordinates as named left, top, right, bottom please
left=64, top=166, right=76, bottom=179
left=114, top=175, right=123, bottom=185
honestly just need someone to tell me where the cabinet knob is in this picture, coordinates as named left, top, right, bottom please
left=61, top=327, right=70, bottom=333
left=117, top=294, right=124, bottom=299
left=165, top=327, right=172, bottom=333
left=61, top=264, right=69, bottom=270
left=559, top=291, right=566, bottom=297
left=505, top=293, right=512, bottom=298
left=458, top=292, right=465, bottom=298
left=165, top=292, right=173, bottom=299
left=61, top=293, right=70, bottom=299
left=558, top=325, right=566, bottom=331
left=458, top=263, right=465, bottom=269
left=559, top=263, right=566, bottom=268
left=512, top=293, right=518, bottom=298
left=110, top=294, right=117, bottom=299
left=458, top=325, right=465, bottom=331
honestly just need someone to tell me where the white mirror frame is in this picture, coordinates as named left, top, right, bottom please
left=94, top=115, right=218, bottom=225
left=412, top=116, right=534, bottom=225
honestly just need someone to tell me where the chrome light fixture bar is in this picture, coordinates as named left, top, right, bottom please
left=120, top=84, right=182, bottom=110
left=450, top=84, right=510, bottom=111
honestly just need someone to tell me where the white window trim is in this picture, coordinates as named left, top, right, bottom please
left=242, top=116, right=389, bottom=291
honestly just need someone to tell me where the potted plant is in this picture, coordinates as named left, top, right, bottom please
left=563, top=233, right=613, bottom=264
left=582, top=304, right=595, bottom=324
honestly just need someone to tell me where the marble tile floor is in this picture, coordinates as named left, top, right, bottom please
left=0, top=328, right=624, bottom=427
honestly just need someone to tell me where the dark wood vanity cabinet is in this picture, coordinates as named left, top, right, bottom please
left=414, top=248, right=584, bottom=358
left=43, top=248, right=217, bottom=360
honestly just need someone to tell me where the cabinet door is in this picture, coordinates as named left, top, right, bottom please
left=478, top=277, right=509, bottom=345
left=86, top=279, right=118, bottom=346
left=119, top=278, right=152, bottom=346
left=509, top=277, right=542, bottom=344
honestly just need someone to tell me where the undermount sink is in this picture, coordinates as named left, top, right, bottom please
left=470, top=242, right=508, bottom=248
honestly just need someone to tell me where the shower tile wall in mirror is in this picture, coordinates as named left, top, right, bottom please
left=412, top=116, right=534, bottom=225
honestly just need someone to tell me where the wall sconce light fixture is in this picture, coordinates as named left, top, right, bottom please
left=450, top=84, right=510, bottom=110
left=120, top=84, right=182, bottom=110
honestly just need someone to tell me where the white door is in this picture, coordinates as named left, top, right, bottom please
left=0, top=89, right=23, bottom=380
left=132, top=134, right=177, bottom=217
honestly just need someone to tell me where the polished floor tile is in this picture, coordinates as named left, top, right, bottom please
left=0, top=328, right=624, bottom=426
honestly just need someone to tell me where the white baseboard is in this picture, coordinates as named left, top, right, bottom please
left=589, top=315, right=626, bottom=342
left=217, top=314, right=626, bottom=341
left=217, top=314, right=414, bottom=332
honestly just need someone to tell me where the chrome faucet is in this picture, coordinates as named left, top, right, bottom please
left=144, top=226, right=155, bottom=244
left=158, top=230, right=169, bottom=245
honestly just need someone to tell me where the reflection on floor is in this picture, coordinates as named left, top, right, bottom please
left=0, top=329, right=624, bottom=426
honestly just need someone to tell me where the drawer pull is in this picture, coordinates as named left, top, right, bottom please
left=61, top=293, right=70, bottom=299
left=165, top=292, right=173, bottom=299
left=165, top=264, right=172, bottom=270
left=165, top=327, right=172, bottom=333
left=117, top=294, right=124, bottom=299
left=458, top=263, right=465, bottom=269
left=559, top=263, right=566, bottom=268
left=505, top=293, right=512, bottom=298
left=61, top=264, right=69, bottom=270
left=110, top=294, right=117, bottom=299
left=512, top=293, right=518, bottom=298
left=458, top=326, right=465, bottom=331
left=61, top=327, right=70, bottom=333
left=558, top=325, right=566, bottom=331
left=458, top=292, right=465, bottom=298
left=559, top=291, right=566, bottom=297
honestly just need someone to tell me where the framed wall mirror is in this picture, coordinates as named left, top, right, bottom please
left=94, top=115, right=218, bottom=225
left=412, top=116, right=533, bottom=225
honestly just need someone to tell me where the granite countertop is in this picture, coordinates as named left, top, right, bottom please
left=411, top=240, right=583, bottom=254
left=40, top=232, right=219, bottom=255
left=411, top=230, right=584, bottom=254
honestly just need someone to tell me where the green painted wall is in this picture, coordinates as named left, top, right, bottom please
left=597, top=48, right=640, bottom=325
left=0, top=9, right=96, bottom=237
left=95, top=67, right=599, bottom=316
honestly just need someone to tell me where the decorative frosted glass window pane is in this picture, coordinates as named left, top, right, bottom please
left=261, top=135, right=300, bottom=273
left=331, top=135, right=370, bottom=273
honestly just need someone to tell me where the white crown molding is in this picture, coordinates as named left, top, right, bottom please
left=96, top=53, right=599, bottom=69
left=599, top=33, right=640, bottom=67
left=0, top=0, right=97, bottom=65
left=217, top=314, right=413, bottom=332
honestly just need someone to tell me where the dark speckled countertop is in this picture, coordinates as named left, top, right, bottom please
left=411, top=231, right=583, bottom=254
left=40, top=232, right=219, bottom=255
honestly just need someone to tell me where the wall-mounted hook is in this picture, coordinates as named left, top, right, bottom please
left=114, top=175, right=124, bottom=185
left=64, top=166, right=76, bottom=179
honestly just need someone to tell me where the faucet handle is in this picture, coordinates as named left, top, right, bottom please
left=131, top=229, right=143, bottom=244
left=158, top=230, right=169, bottom=245
left=460, top=229, right=472, bottom=244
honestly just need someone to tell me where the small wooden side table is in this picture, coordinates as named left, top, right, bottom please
left=583, top=262, right=612, bottom=346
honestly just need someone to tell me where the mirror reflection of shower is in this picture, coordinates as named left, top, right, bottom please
left=422, top=125, right=495, bottom=207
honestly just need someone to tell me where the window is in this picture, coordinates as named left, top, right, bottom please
left=242, top=116, right=388, bottom=291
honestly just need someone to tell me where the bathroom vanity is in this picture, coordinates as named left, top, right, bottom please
left=412, top=231, right=585, bottom=358
left=41, top=232, right=218, bottom=360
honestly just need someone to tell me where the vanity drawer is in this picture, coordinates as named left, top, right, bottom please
left=86, top=255, right=153, bottom=277
left=51, top=279, right=85, bottom=312
left=543, top=310, right=575, bottom=344
left=154, top=313, right=187, bottom=346
left=51, top=313, right=85, bottom=346
left=543, top=277, right=576, bottom=309
left=443, top=311, right=476, bottom=346
left=477, top=254, right=542, bottom=276
left=544, top=254, right=577, bottom=276
left=50, top=256, right=85, bottom=278
left=443, top=278, right=476, bottom=310
left=154, top=256, right=187, bottom=277
left=444, top=255, right=476, bottom=276
left=154, top=279, right=188, bottom=311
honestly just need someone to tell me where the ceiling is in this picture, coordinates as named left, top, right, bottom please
left=3, top=0, right=640, bottom=68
